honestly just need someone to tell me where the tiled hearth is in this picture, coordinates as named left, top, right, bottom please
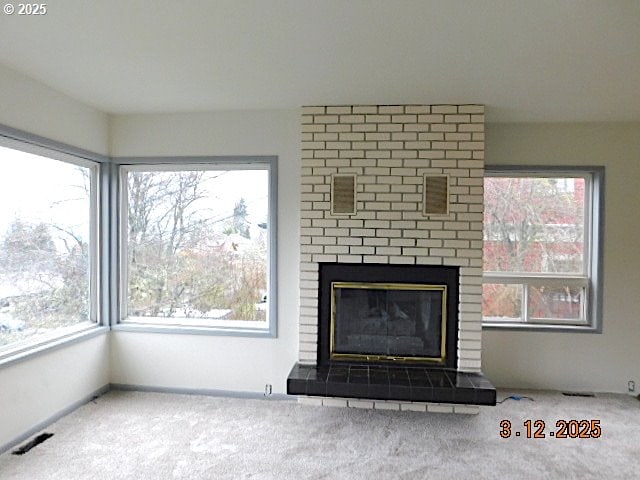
left=290, top=104, right=496, bottom=412
left=287, top=364, right=496, bottom=406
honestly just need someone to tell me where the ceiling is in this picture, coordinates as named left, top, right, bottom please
left=1, top=1, right=639, bottom=122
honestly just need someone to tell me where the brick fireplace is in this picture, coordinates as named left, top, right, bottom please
left=287, top=104, right=495, bottom=413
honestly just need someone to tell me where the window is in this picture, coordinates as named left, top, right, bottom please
left=482, top=167, right=603, bottom=331
left=119, top=159, right=276, bottom=335
left=0, top=142, right=99, bottom=356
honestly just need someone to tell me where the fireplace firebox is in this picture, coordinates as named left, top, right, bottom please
left=318, top=263, right=459, bottom=369
left=330, top=282, right=447, bottom=363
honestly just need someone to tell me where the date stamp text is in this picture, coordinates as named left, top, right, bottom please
left=500, top=419, right=602, bottom=439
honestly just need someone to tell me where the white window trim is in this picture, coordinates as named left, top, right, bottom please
left=115, top=157, right=278, bottom=338
left=482, top=166, right=604, bottom=333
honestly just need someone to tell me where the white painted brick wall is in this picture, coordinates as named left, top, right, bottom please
left=297, top=398, right=481, bottom=415
left=298, top=104, right=485, bottom=410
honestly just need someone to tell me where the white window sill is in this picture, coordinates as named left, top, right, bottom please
left=113, top=319, right=275, bottom=338
left=482, top=321, right=600, bottom=333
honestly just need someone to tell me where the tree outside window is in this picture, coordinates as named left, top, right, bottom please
left=482, top=168, right=601, bottom=329
left=0, top=146, right=95, bottom=349
left=121, top=165, right=271, bottom=329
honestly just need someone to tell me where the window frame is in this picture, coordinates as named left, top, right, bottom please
left=482, top=165, right=604, bottom=333
left=0, top=130, right=106, bottom=366
left=114, top=156, right=278, bottom=338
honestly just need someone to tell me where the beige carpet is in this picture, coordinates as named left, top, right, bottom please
left=0, top=389, right=638, bottom=479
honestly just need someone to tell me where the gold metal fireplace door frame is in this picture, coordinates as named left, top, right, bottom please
left=329, top=282, right=448, bottom=364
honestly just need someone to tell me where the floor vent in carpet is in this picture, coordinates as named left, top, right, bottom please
left=12, top=433, right=54, bottom=455
left=562, top=392, right=595, bottom=397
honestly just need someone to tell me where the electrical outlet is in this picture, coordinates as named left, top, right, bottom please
left=264, top=384, right=272, bottom=396
left=628, top=381, right=635, bottom=393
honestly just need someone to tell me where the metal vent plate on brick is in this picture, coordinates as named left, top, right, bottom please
left=423, top=175, right=449, bottom=215
left=331, top=174, right=357, bottom=216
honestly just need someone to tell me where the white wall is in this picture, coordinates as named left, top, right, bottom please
left=0, top=334, right=109, bottom=450
left=109, top=110, right=301, bottom=394
left=0, top=65, right=111, bottom=450
left=110, top=115, right=640, bottom=395
left=483, top=122, right=640, bottom=393
left=0, top=64, right=109, bottom=155
left=1, top=71, right=636, bottom=449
